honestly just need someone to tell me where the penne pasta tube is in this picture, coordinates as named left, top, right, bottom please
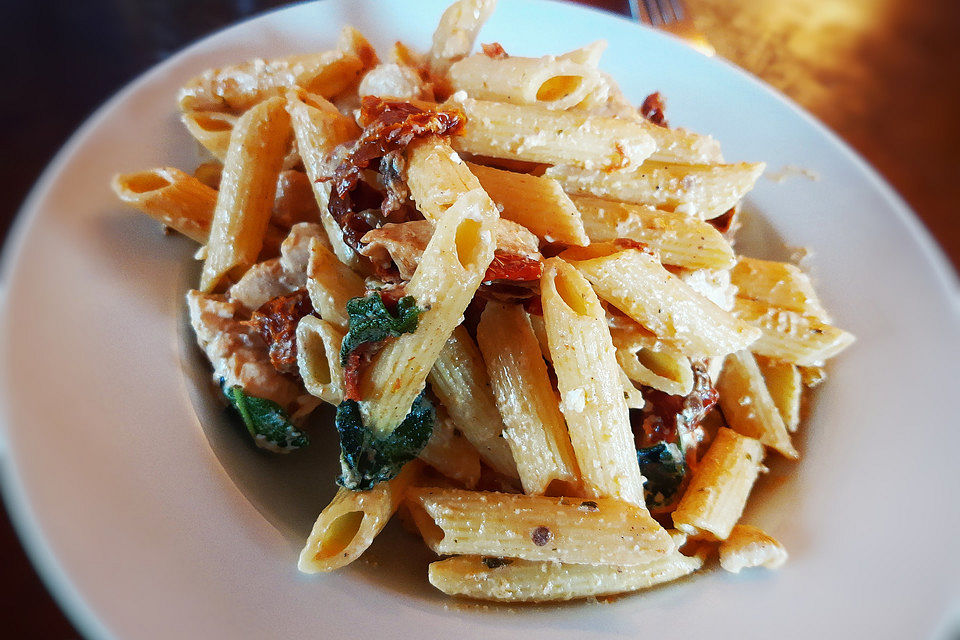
left=179, top=49, right=365, bottom=113
left=716, top=350, right=798, bottom=459
left=449, top=96, right=656, bottom=171
left=428, top=0, right=498, bottom=78
left=360, top=188, right=498, bottom=435
left=563, top=245, right=760, bottom=358
left=287, top=89, right=363, bottom=268
left=200, top=96, right=291, bottom=292
left=640, top=119, right=725, bottom=165
left=467, top=162, right=589, bottom=245
left=408, top=488, right=674, bottom=564
left=731, top=256, right=830, bottom=321
left=476, top=302, right=580, bottom=494
left=672, top=428, right=765, bottom=541
left=299, top=461, right=420, bottom=573
left=296, top=315, right=345, bottom=405
left=428, top=551, right=702, bottom=602
left=428, top=325, right=519, bottom=478
left=615, top=341, right=695, bottom=397
left=619, top=369, right=648, bottom=410
left=733, top=297, right=855, bottom=366
left=557, top=40, right=607, bottom=66
left=571, top=194, right=735, bottom=270
left=192, top=161, right=223, bottom=190
left=418, top=407, right=482, bottom=489
left=112, top=167, right=216, bottom=244
left=587, top=73, right=723, bottom=164
left=337, top=25, right=379, bottom=72
left=405, top=135, right=483, bottom=222
left=305, top=237, right=366, bottom=331
left=756, top=355, right=802, bottom=432
left=541, top=258, right=647, bottom=506
left=545, top=160, right=765, bottom=220
left=181, top=110, right=237, bottom=161
left=718, top=524, right=788, bottom=573
left=448, top=54, right=606, bottom=110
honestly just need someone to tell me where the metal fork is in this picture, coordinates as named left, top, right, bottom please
left=629, top=0, right=715, bottom=56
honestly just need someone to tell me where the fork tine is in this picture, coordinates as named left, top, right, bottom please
left=654, top=0, right=675, bottom=25
left=644, top=0, right=663, bottom=25
left=667, top=0, right=685, bottom=21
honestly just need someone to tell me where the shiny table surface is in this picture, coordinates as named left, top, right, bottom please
left=1, top=0, right=957, bottom=637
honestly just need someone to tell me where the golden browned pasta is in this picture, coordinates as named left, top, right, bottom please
left=476, top=302, right=580, bottom=494
left=305, top=237, right=366, bottom=331
left=299, top=461, right=420, bottom=573
left=571, top=194, right=735, bottom=269
left=449, top=96, right=656, bottom=171
left=563, top=244, right=760, bottom=358
left=672, top=428, right=765, bottom=541
left=716, top=350, right=798, bottom=459
left=718, top=524, right=788, bottom=573
left=181, top=110, right=237, bottom=161
left=418, top=407, right=482, bottom=488
left=731, top=256, right=830, bottom=321
left=756, top=355, right=802, bottom=432
left=408, top=488, right=674, bottom=564
left=179, top=47, right=364, bottom=113
left=287, top=89, right=363, bottom=267
left=448, top=53, right=606, bottom=110
left=428, top=325, right=518, bottom=478
left=111, top=0, right=857, bottom=601
left=614, top=340, right=695, bottom=397
left=733, top=297, right=855, bottom=366
left=541, top=258, right=647, bottom=506
left=200, top=96, right=291, bottom=292
left=111, top=167, right=216, bottom=243
left=405, top=135, right=483, bottom=222
left=546, top=160, right=765, bottom=219
left=427, top=0, right=498, bottom=77
left=467, top=162, right=590, bottom=245
left=360, top=188, right=498, bottom=435
left=428, top=551, right=702, bottom=601
left=296, top=315, right=345, bottom=405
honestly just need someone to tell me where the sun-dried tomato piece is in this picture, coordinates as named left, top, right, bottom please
left=483, top=250, right=544, bottom=282
left=326, top=98, right=466, bottom=252
left=640, top=91, right=669, bottom=128
left=611, top=237, right=655, bottom=256
left=247, top=289, right=314, bottom=375
left=637, top=361, right=718, bottom=449
left=482, top=42, right=508, bottom=59
left=342, top=343, right=378, bottom=401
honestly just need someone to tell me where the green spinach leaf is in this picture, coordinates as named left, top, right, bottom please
left=222, top=382, right=309, bottom=453
left=340, top=293, right=421, bottom=366
left=335, top=390, right=434, bottom=490
left=637, top=441, right=686, bottom=509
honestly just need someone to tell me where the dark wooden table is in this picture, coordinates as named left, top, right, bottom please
left=2, top=0, right=957, bottom=637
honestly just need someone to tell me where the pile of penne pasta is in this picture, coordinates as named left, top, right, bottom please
left=112, top=0, right=854, bottom=602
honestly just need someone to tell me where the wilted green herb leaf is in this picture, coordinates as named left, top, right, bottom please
left=340, top=293, right=421, bottom=366
left=334, top=390, right=434, bottom=490
left=637, top=441, right=686, bottom=509
left=222, top=382, right=309, bottom=453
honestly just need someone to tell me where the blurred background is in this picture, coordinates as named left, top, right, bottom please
left=1, top=0, right=957, bottom=636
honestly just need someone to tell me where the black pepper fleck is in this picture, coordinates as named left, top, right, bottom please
left=531, top=525, right=553, bottom=546
left=578, top=500, right=599, bottom=512
left=481, top=557, right=513, bottom=569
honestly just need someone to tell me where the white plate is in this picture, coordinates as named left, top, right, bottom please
left=2, top=1, right=958, bottom=638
